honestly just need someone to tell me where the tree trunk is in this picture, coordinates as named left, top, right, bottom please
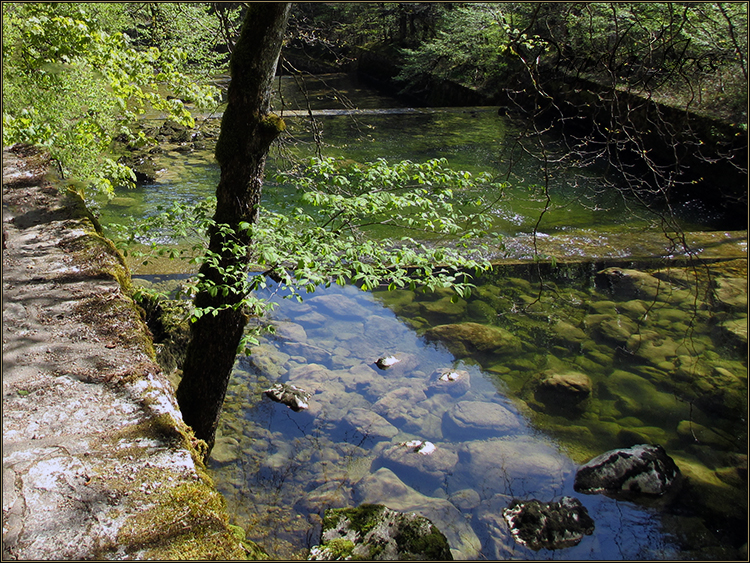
left=176, top=2, right=291, bottom=457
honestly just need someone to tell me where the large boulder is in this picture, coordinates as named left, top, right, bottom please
left=503, top=496, right=595, bottom=550
left=423, top=322, right=521, bottom=358
left=574, top=444, right=681, bottom=496
left=308, top=504, right=452, bottom=561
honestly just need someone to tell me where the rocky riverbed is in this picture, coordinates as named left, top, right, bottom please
left=2, top=145, right=258, bottom=560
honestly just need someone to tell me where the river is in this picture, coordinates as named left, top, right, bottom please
left=104, top=73, right=747, bottom=560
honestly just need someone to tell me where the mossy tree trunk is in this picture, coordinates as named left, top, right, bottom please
left=176, top=3, right=292, bottom=457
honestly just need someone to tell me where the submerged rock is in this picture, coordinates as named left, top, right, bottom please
left=713, top=277, right=747, bottom=311
left=535, top=371, right=592, bottom=408
left=308, top=504, right=453, bottom=561
left=503, top=496, right=595, bottom=550
left=595, top=268, right=664, bottom=300
left=343, top=408, right=399, bottom=440
left=263, top=383, right=312, bottom=411
left=423, top=322, right=521, bottom=358
left=443, top=400, right=520, bottom=438
left=574, top=444, right=681, bottom=496
left=426, top=367, right=471, bottom=397
left=372, top=441, right=458, bottom=490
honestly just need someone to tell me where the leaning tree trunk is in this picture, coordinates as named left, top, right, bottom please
left=176, top=3, right=291, bottom=457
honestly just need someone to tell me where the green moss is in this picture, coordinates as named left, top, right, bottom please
left=260, top=113, right=286, bottom=134
left=116, top=481, right=249, bottom=559
left=394, top=522, right=452, bottom=561
left=326, top=538, right=356, bottom=559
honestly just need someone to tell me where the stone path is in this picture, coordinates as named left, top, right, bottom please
left=2, top=146, right=250, bottom=560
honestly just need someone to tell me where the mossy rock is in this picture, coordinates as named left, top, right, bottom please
left=311, top=504, right=452, bottom=560
left=466, top=299, right=497, bottom=323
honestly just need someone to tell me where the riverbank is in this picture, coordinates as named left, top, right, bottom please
left=2, top=145, right=259, bottom=559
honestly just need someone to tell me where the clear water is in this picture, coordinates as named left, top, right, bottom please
left=99, top=74, right=709, bottom=238
left=203, top=265, right=746, bottom=560
left=118, top=74, right=746, bottom=559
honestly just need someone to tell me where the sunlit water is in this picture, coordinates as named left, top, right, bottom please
left=119, top=74, right=746, bottom=559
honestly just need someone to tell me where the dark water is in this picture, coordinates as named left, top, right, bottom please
left=121, top=74, right=746, bottom=559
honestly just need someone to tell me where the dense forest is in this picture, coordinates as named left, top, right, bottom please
left=3, top=4, right=748, bottom=559
left=3, top=2, right=747, bottom=204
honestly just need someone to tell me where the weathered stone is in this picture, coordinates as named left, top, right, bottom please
left=443, top=401, right=520, bottom=438
left=287, top=363, right=334, bottom=393
left=212, top=436, right=241, bottom=464
left=375, top=355, right=400, bottom=369
left=423, top=322, right=521, bottom=358
left=721, top=316, right=748, bottom=346
left=309, top=504, right=452, bottom=561
left=355, top=468, right=481, bottom=559
left=596, top=315, right=639, bottom=344
left=574, top=444, right=681, bottom=496
left=426, top=368, right=471, bottom=397
left=625, top=330, right=681, bottom=367
left=244, top=344, right=290, bottom=378
left=535, top=371, right=592, bottom=407
left=343, top=408, right=399, bottom=440
left=503, top=496, right=595, bottom=550
left=263, top=383, right=312, bottom=411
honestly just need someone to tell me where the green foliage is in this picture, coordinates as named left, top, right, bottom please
left=115, top=157, right=505, bottom=353
left=121, top=3, right=239, bottom=80
left=2, top=3, right=217, bottom=198
left=396, top=4, right=516, bottom=90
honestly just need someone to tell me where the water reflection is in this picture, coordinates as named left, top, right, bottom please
left=207, top=272, right=742, bottom=559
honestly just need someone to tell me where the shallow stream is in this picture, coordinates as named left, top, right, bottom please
left=120, top=74, right=746, bottom=559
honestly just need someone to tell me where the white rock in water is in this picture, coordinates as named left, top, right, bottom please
left=417, top=441, right=436, bottom=456
left=376, top=355, right=400, bottom=369
left=439, top=371, right=461, bottom=382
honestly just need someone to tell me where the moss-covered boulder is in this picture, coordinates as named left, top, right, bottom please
left=309, top=504, right=453, bottom=560
left=423, top=322, right=521, bottom=358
